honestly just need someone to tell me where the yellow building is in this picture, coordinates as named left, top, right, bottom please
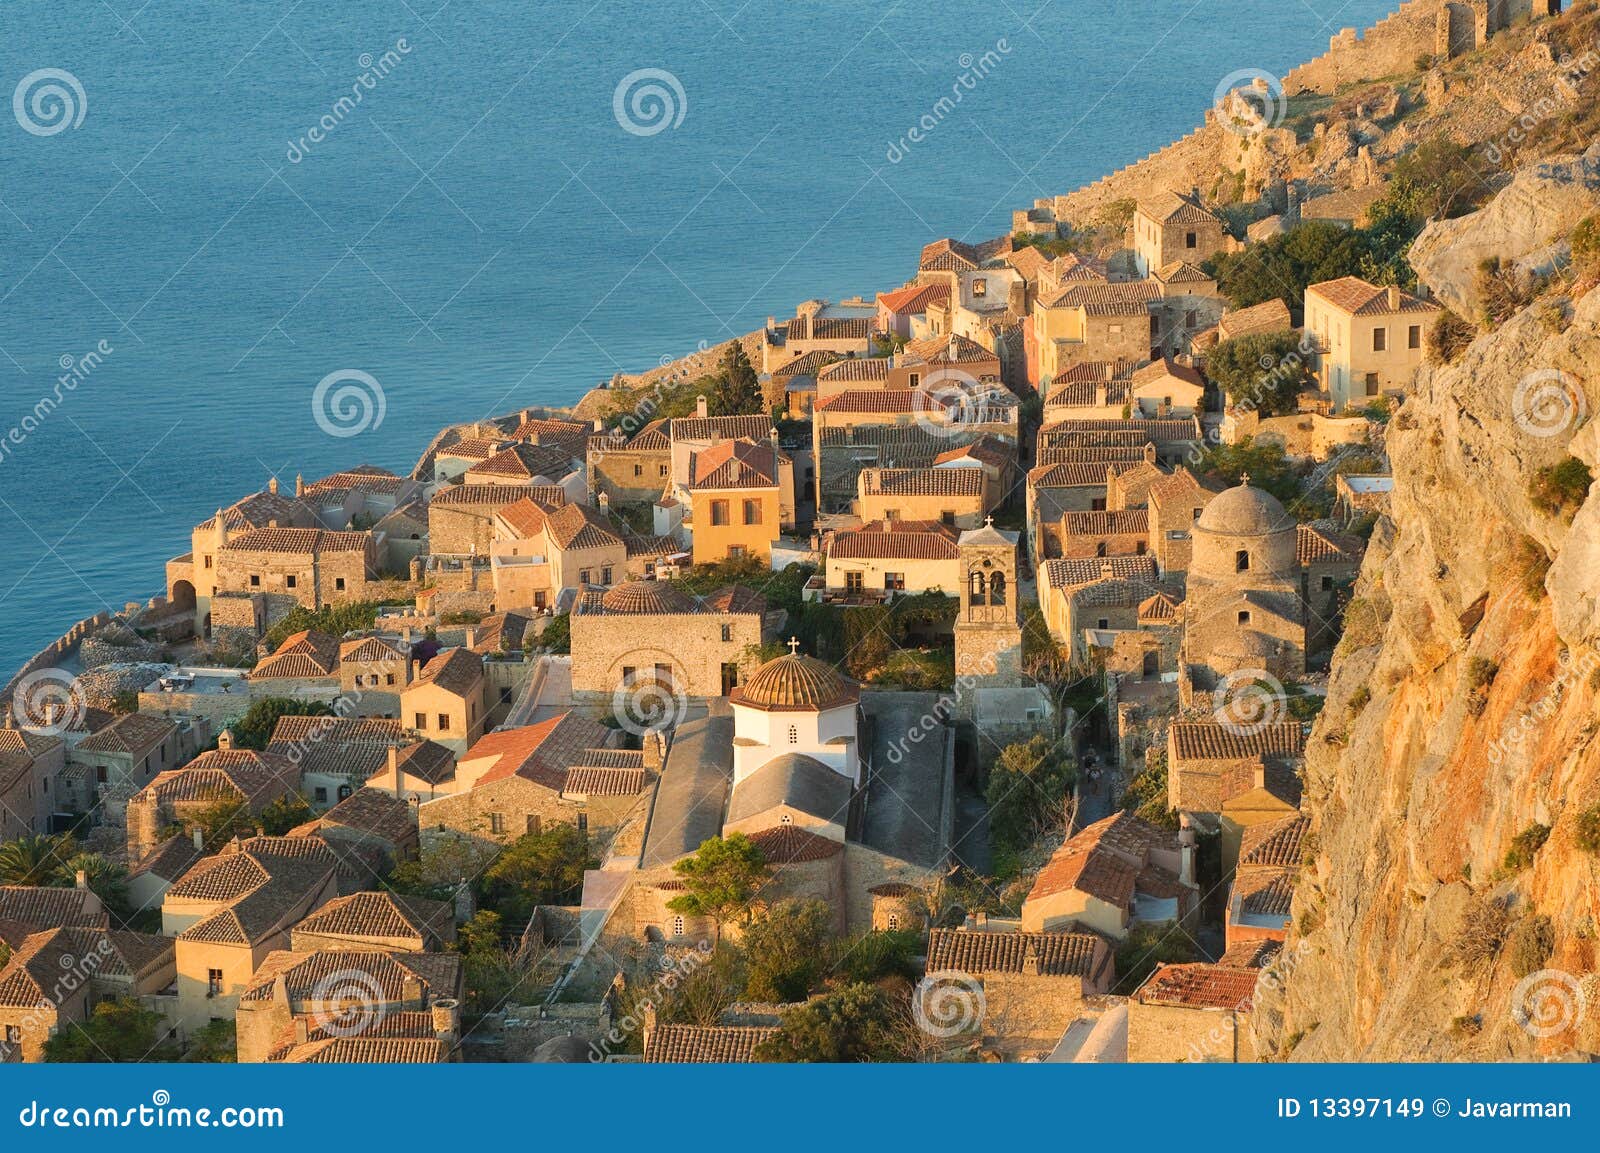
left=683, top=438, right=784, bottom=565
left=856, top=466, right=987, bottom=529
left=1304, top=276, right=1441, bottom=412
left=1031, top=281, right=1160, bottom=384
left=822, top=519, right=960, bottom=597
left=401, top=648, right=486, bottom=755
left=1131, top=188, right=1229, bottom=277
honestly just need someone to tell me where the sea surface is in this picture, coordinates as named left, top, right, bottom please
left=0, top=0, right=1400, bottom=674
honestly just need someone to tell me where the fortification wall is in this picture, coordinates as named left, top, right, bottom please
left=1, top=610, right=113, bottom=706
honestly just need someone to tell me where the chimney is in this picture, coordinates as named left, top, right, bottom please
left=640, top=1001, right=659, bottom=1058
left=390, top=745, right=403, bottom=795
left=217, top=729, right=235, bottom=752
left=1022, top=945, right=1041, bottom=977
left=193, top=826, right=205, bottom=852
left=432, top=998, right=461, bottom=1045
left=464, top=626, right=478, bottom=651
left=696, top=394, right=708, bottom=419
left=1386, top=284, right=1401, bottom=310
left=214, top=510, right=229, bottom=548
left=293, top=1017, right=309, bottom=1045
left=766, top=315, right=776, bottom=330
left=74, top=868, right=88, bottom=890
left=295, top=473, right=305, bottom=498
left=1, top=704, right=11, bottom=729
left=642, top=729, right=666, bottom=771
left=268, top=475, right=279, bottom=496
left=1143, top=443, right=1157, bottom=464
left=1100, top=561, right=1116, bottom=580
left=272, top=972, right=289, bottom=1007
left=947, top=334, right=959, bottom=361
left=593, top=418, right=604, bottom=432
left=453, top=883, right=476, bottom=926
left=401, top=975, right=424, bottom=1008
left=1178, top=813, right=1197, bottom=887
left=1190, top=184, right=1201, bottom=203
left=598, top=491, right=610, bottom=508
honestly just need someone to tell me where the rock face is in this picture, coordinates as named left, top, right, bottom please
left=1254, top=159, right=1600, bottom=1061
left=1411, top=141, right=1600, bottom=319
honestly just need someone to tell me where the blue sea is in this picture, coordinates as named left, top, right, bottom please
left=0, top=0, right=1399, bottom=674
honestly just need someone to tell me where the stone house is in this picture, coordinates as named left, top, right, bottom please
left=1030, top=281, right=1161, bottom=384
left=679, top=438, right=786, bottom=566
left=588, top=419, right=672, bottom=505
left=234, top=948, right=462, bottom=1063
left=168, top=483, right=318, bottom=635
left=490, top=497, right=629, bottom=611
left=162, top=836, right=342, bottom=1038
left=63, top=712, right=189, bottom=823
left=0, top=927, right=176, bottom=1063
left=1125, top=356, right=1206, bottom=417
left=1225, top=814, right=1307, bottom=952
left=1333, top=473, right=1392, bottom=526
left=249, top=630, right=341, bottom=694
left=1036, top=555, right=1159, bottom=645
left=417, top=712, right=654, bottom=848
left=1037, top=417, right=1200, bottom=469
left=1043, top=361, right=1145, bottom=421
left=1195, top=297, right=1294, bottom=359
left=812, top=425, right=953, bottom=516
left=1104, top=458, right=1167, bottom=512
left=1149, top=264, right=1226, bottom=356
left=767, top=349, right=843, bottom=419
left=1304, top=276, right=1440, bottom=412
left=926, top=926, right=1114, bottom=1058
left=212, top=525, right=378, bottom=629
left=0, top=884, right=107, bottom=935
left=1167, top=720, right=1305, bottom=871
left=813, top=356, right=892, bottom=405
left=432, top=436, right=511, bottom=484
left=296, top=466, right=421, bottom=533
left=1297, top=521, right=1366, bottom=656
left=401, top=648, right=486, bottom=755
left=1145, top=467, right=1227, bottom=575
left=337, top=634, right=412, bottom=716
left=1020, top=811, right=1197, bottom=940
left=265, top=715, right=440, bottom=808
left=761, top=299, right=877, bottom=373
left=0, top=723, right=65, bottom=840
left=289, top=786, right=419, bottom=873
left=288, top=891, right=455, bottom=953
left=124, top=739, right=299, bottom=861
left=363, top=741, right=461, bottom=803
left=822, top=519, right=960, bottom=598
left=856, top=466, right=987, bottom=529
left=1128, top=962, right=1260, bottom=1062
left=892, top=332, right=1005, bottom=391
left=570, top=580, right=769, bottom=702
left=1051, top=509, right=1150, bottom=562
left=462, top=442, right=579, bottom=488
left=428, top=484, right=565, bottom=556
left=875, top=282, right=950, bottom=339
left=1131, top=188, right=1229, bottom=277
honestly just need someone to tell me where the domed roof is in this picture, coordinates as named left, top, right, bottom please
left=730, top=647, right=859, bottom=712
left=599, top=580, right=695, bottom=615
left=1196, top=482, right=1293, bottom=537
left=1213, top=629, right=1278, bottom=660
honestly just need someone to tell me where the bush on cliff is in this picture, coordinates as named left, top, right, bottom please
left=1528, top=456, right=1593, bottom=518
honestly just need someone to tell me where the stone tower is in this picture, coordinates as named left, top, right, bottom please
left=954, top=518, right=1024, bottom=687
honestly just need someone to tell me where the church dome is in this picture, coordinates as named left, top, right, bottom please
left=1196, top=483, right=1293, bottom=537
left=600, top=580, right=695, bottom=615
left=731, top=648, right=859, bottom=712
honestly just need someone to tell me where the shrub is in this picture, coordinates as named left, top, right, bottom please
left=1451, top=1014, right=1482, bottom=1037
left=1575, top=803, right=1600, bottom=854
left=1476, top=257, right=1535, bottom=326
left=1513, top=536, right=1552, bottom=600
left=1502, top=823, right=1550, bottom=872
left=1506, top=913, right=1555, bottom=978
left=1113, top=923, right=1198, bottom=993
left=1465, top=657, right=1498, bottom=716
left=1448, top=898, right=1509, bottom=969
left=1572, top=213, right=1600, bottom=283
left=1427, top=310, right=1475, bottom=363
left=1528, top=456, right=1593, bottom=518
left=1536, top=298, right=1570, bottom=334
left=1347, top=686, right=1371, bottom=715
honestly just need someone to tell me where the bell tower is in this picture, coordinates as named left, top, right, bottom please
left=954, top=518, right=1024, bottom=687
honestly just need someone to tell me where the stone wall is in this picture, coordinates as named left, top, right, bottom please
left=0, top=610, right=112, bottom=707
left=570, top=611, right=765, bottom=700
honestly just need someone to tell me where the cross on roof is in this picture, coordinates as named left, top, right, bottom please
left=984, top=514, right=994, bottom=527
left=1240, top=472, right=1251, bottom=486
left=787, top=637, right=800, bottom=656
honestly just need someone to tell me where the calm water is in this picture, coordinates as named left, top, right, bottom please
left=0, top=0, right=1398, bottom=673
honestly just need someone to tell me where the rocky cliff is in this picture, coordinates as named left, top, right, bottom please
left=1253, top=146, right=1600, bottom=1060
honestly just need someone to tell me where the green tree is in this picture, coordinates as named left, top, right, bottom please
left=1572, top=214, right=1600, bottom=282
left=0, top=833, right=78, bottom=886
left=743, top=899, right=834, bottom=1003
left=1113, top=923, right=1197, bottom=993
left=60, top=853, right=130, bottom=918
left=1390, top=136, right=1485, bottom=220
left=1122, top=751, right=1179, bottom=830
left=710, top=343, right=762, bottom=415
left=183, top=1019, right=237, bottom=1062
left=655, top=943, right=748, bottom=1028
left=667, top=834, right=770, bottom=942
left=43, top=999, right=181, bottom=1062
left=478, top=825, right=594, bottom=923
left=1205, top=330, right=1311, bottom=415
left=226, top=697, right=334, bottom=750
left=986, top=735, right=1075, bottom=860
left=1209, top=221, right=1373, bottom=315
left=755, top=982, right=910, bottom=1062
left=829, top=928, right=923, bottom=987
left=258, top=792, right=314, bottom=836
left=1193, top=436, right=1301, bottom=503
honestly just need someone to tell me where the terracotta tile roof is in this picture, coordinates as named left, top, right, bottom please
left=301, top=466, right=407, bottom=498
left=222, top=527, right=370, bottom=555
left=436, top=437, right=506, bottom=461
left=1170, top=720, right=1306, bottom=763
left=562, top=766, right=650, bottom=797
left=199, top=490, right=314, bottom=533
left=744, top=824, right=844, bottom=863
left=469, top=442, right=574, bottom=480
left=128, top=835, right=203, bottom=884
left=432, top=484, right=564, bottom=509
left=644, top=1023, right=775, bottom=1063
left=1040, top=279, right=1162, bottom=313
left=1040, top=417, right=1198, bottom=444
left=241, top=949, right=461, bottom=1004
left=1297, top=521, right=1365, bottom=566
left=1001, top=246, right=1052, bottom=280
left=0, top=928, right=172, bottom=1008
left=1137, top=963, right=1258, bottom=1010
left=1129, top=355, right=1205, bottom=390
left=814, top=389, right=933, bottom=415
left=468, top=712, right=618, bottom=792
left=1149, top=466, right=1228, bottom=505
left=1234, top=867, right=1295, bottom=918
left=860, top=467, right=983, bottom=497
left=877, top=282, right=950, bottom=313
left=1036, top=445, right=1152, bottom=468
left=689, top=438, right=780, bottom=490
left=1306, top=275, right=1439, bottom=316
left=770, top=349, right=844, bottom=379
left=0, top=886, right=108, bottom=931
left=932, top=435, right=1012, bottom=469
left=699, top=584, right=767, bottom=615
left=1218, top=938, right=1283, bottom=968
left=340, top=635, right=405, bottom=665
left=902, top=332, right=995, bottom=366
left=1048, top=252, right=1110, bottom=283
left=1028, top=461, right=1115, bottom=488
left=1028, top=841, right=1138, bottom=909
left=624, top=533, right=682, bottom=558
left=1238, top=814, right=1309, bottom=868
left=1047, top=377, right=1132, bottom=409
left=927, top=928, right=1107, bottom=979
left=816, top=357, right=891, bottom=383
left=251, top=630, right=341, bottom=680
left=292, top=891, right=451, bottom=944
left=1217, top=298, right=1292, bottom=341
left=172, top=838, right=340, bottom=945
left=279, top=1036, right=450, bottom=1063
left=1042, top=555, right=1158, bottom=590
left=74, top=712, right=174, bottom=759
left=1140, top=188, right=1222, bottom=226
left=786, top=312, right=872, bottom=341
left=827, top=519, right=959, bottom=560
left=544, top=502, right=624, bottom=551
left=267, top=716, right=409, bottom=780
left=134, top=749, right=296, bottom=807
left=409, top=648, right=483, bottom=698
left=309, top=787, right=416, bottom=845
left=510, top=416, right=589, bottom=445
left=1060, top=509, right=1149, bottom=537
left=1154, top=260, right=1213, bottom=285
left=1138, top=591, right=1181, bottom=622
left=919, top=238, right=981, bottom=272
left=670, top=415, right=774, bottom=443
left=494, top=496, right=552, bottom=539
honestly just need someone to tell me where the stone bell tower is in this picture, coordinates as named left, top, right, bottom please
left=954, top=517, right=1024, bottom=688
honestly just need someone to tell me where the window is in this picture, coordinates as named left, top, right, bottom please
left=780, top=813, right=793, bottom=825
left=249, top=574, right=260, bottom=587
left=96, top=766, right=107, bottom=784
left=601, top=566, right=613, bottom=584
left=990, top=572, right=1006, bottom=605
left=1184, top=230, right=1197, bottom=249
left=386, top=673, right=396, bottom=686
left=884, top=508, right=899, bottom=522
left=887, top=914, right=900, bottom=931
left=659, top=463, right=669, bottom=477
left=1321, top=575, right=1334, bottom=591
left=972, top=277, right=987, bottom=297
left=314, top=787, right=327, bottom=803
left=207, top=969, right=224, bottom=998
left=845, top=571, right=864, bottom=592
left=728, top=544, right=746, bottom=559
left=743, top=499, right=762, bottom=525
left=940, top=510, right=955, bottom=527
left=335, top=577, right=346, bottom=592
left=969, top=570, right=986, bottom=603
left=721, top=624, right=733, bottom=642
left=500, top=687, right=513, bottom=705
left=526, top=815, right=541, bottom=835
left=885, top=572, right=905, bottom=591
left=1091, top=498, right=1107, bottom=512
left=285, top=574, right=296, bottom=589
left=1109, top=323, right=1123, bottom=335
left=1193, top=507, right=1203, bottom=521
left=489, top=813, right=504, bottom=835
left=414, top=712, right=426, bottom=729
left=203, top=554, right=213, bottom=569
left=1097, top=618, right=1109, bottom=630
left=908, top=372, right=921, bottom=388
left=1408, top=324, right=1421, bottom=349
left=580, top=569, right=592, bottom=585
left=1235, top=549, right=1250, bottom=573
left=787, top=725, right=799, bottom=745
left=577, top=813, right=588, bottom=833
left=4, top=1025, right=20, bottom=1045
left=1365, top=372, right=1380, bottom=395
left=633, top=463, right=643, bottom=477
left=1373, top=327, right=1387, bottom=352
left=1184, top=309, right=1196, bottom=328
left=1238, top=610, right=1252, bottom=625
left=438, top=713, right=451, bottom=731
left=672, top=915, right=685, bottom=937
left=710, top=500, right=730, bottom=526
